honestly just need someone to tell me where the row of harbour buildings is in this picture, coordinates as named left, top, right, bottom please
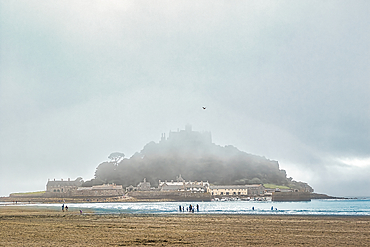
left=45, top=174, right=267, bottom=198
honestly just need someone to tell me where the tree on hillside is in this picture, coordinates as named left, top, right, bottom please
left=108, top=152, right=125, bottom=164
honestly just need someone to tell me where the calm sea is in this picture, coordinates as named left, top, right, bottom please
left=6, top=198, right=370, bottom=216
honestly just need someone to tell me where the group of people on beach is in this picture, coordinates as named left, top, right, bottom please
left=61, top=204, right=83, bottom=214
left=179, top=204, right=199, bottom=213
left=59, top=203, right=277, bottom=214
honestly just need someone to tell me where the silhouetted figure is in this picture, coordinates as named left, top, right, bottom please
left=179, top=205, right=182, bottom=212
left=252, top=207, right=254, bottom=211
left=197, top=204, right=199, bottom=212
left=62, top=204, right=64, bottom=212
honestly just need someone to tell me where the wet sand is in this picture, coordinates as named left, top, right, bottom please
left=1, top=206, right=370, bottom=246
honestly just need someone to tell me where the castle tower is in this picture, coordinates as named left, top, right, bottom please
left=185, top=124, right=192, bottom=132
left=160, top=133, right=166, bottom=142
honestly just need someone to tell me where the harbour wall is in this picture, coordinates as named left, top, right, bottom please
left=272, top=192, right=311, bottom=201
left=128, top=191, right=212, bottom=202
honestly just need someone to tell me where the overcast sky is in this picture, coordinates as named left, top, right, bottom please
left=1, top=0, right=369, bottom=197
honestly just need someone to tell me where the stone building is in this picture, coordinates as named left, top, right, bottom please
left=126, top=178, right=152, bottom=192
left=160, top=124, right=212, bottom=145
left=46, top=177, right=83, bottom=193
left=45, top=178, right=124, bottom=197
left=158, top=174, right=209, bottom=193
left=73, top=184, right=124, bottom=197
left=137, top=178, right=151, bottom=191
left=208, top=184, right=265, bottom=196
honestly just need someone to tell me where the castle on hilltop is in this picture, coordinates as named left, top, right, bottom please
left=160, top=124, right=212, bottom=145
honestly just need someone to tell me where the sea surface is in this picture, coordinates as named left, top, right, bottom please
left=4, top=198, right=370, bottom=216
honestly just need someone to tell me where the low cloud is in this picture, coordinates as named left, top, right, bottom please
left=1, top=1, right=369, bottom=196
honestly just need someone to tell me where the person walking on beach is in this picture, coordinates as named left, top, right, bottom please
left=62, top=204, right=65, bottom=212
left=196, top=204, right=199, bottom=212
left=65, top=205, right=68, bottom=212
left=179, top=205, right=182, bottom=212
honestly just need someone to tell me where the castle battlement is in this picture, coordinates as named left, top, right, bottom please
left=160, top=125, right=212, bottom=144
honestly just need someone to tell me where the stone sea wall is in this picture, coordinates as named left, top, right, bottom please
left=272, top=192, right=311, bottom=201
left=128, top=191, right=212, bottom=202
left=44, top=189, right=124, bottom=198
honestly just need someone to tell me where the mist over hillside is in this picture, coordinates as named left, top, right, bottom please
left=84, top=125, right=313, bottom=192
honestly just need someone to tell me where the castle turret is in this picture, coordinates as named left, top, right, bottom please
left=185, top=124, right=192, bottom=132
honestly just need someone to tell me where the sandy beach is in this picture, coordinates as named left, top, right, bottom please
left=1, top=206, right=370, bottom=246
